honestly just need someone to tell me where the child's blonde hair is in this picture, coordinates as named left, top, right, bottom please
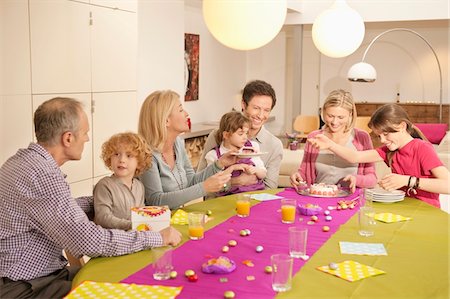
left=101, top=132, right=152, bottom=176
left=215, top=111, right=251, bottom=145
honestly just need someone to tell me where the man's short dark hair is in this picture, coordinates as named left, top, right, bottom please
left=242, top=80, right=276, bottom=109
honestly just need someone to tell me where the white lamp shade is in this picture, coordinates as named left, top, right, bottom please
left=347, top=62, right=377, bottom=82
left=312, top=0, right=365, bottom=58
left=203, top=0, right=287, bottom=51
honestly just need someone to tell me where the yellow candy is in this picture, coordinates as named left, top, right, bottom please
left=224, top=290, right=235, bottom=298
left=170, top=270, right=177, bottom=279
left=185, top=269, right=195, bottom=277
left=228, top=240, right=237, bottom=247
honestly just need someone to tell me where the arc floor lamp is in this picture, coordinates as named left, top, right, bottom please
left=347, top=28, right=443, bottom=123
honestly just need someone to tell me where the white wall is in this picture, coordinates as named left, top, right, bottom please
left=301, top=20, right=449, bottom=110
left=137, top=1, right=184, bottom=107
left=183, top=5, right=247, bottom=124
left=246, top=32, right=286, bottom=135
left=138, top=2, right=287, bottom=135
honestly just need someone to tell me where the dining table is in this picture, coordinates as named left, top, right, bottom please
left=71, top=188, right=449, bottom=299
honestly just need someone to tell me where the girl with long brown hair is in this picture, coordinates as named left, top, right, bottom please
left=309, top=103, right=449, bottom=208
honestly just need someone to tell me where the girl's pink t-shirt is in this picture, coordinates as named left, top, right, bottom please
left=376, top=138, right=444, bottom=207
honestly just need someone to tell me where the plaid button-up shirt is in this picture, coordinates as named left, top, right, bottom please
left=0, top=143, right=162, bottom=281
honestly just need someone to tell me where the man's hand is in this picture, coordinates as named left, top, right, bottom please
left=159, top=226, right=182, bottom=246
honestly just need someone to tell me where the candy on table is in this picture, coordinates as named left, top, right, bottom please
left=224, top=290, right=236, bottom=298
left=298, top=203, right=323, bottom=216
left=264, top=266, right=273, bottom=273
left=329, top=262, right=338, bottom=270
left=322, top=226, right=330, bottom=232
left=336, top=198, right=358, bottom=210
left=185, top=269, right=195, bottom=277
left=228, top=240, right=237, bottom=247
left=169, top=271, right=177, bottom=279
left=202, top=256, right=236, bottom=274
left=255, top=245, right=264, bottom=253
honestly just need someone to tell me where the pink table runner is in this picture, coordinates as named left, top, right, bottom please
left=122, top=188, right=361, bottom=298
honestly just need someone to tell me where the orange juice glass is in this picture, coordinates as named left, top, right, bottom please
left=236, top=194, right=251, bottom=217
left=188, top=226, right=204, bottom=239
left=281, top=198, right=296, bottom=223
left=188, top=212, right=205, bottom=240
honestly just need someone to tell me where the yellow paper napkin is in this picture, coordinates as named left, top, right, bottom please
left=65, top=281, right=182, bottom=299
left=374, top=212, right=411, bottom=223
left=317, top=260, right=385, bottom=282
left=171, top=209, right=188, bottom=225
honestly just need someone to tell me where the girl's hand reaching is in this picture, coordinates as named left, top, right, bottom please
left=378, top=173, right=409, bottom=191
left=308, top=134, right=334, bottom=150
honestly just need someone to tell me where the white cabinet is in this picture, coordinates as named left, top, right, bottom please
left=29, top=0, right=137, bottom=94
left=92, top=91, right=138, bottom=177
left=0, top=1, right=32, bottom=165
left=0, top=0, right=31, bottom=95
left=1, top=0, right=138, bottom=194
left=0, top=95, right=33, bottom=164
left=29, top=0, right=92, bottom=94
left=90, top=6, right=137, bottom=92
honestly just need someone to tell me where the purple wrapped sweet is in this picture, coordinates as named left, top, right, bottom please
left=298, top=203, right=322, bottom=216
left=201, top=256, right=236, bottom=274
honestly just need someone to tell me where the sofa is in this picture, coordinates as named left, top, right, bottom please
left=278, top=134, right=450, bottom=213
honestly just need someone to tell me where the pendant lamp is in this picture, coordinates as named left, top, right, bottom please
left=203, top=0, right=287, bottom=51
left=312, top=0, right=365, bottom=58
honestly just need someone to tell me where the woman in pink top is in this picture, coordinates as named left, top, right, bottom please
left=290, top=89, right=377, bottom=193
left=309, top=103, right=450, bottom=208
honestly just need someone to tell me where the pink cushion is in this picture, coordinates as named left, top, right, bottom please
left=415, top=123, right=448, bottom=144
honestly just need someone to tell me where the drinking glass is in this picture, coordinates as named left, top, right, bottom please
left=188, top=212, right=205, bottom=240
left=236, top=194, right=251, bottom=217
left=281, top=198, right=296, bottom=223
left=152, top=249, right=173, bottom=280
left=271, top=254, right=293, bottom=292
left=288, top=227, right=308, bottom=258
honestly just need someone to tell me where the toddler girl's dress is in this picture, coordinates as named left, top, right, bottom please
left=215, top=140, right=265, bottom=196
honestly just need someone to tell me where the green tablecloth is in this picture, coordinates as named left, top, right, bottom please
left=73, top=189, right=449, bottom=298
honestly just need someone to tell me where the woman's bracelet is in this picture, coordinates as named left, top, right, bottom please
left=407, top=176, right=413, bottom=188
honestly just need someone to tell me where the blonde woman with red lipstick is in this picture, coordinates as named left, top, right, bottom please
left=139, top=90, right=241, bottom=209
left=309, top=103, right=450, bottom=208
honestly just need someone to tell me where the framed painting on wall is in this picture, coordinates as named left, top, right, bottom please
left=184, top=33, right=199, bottom=101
